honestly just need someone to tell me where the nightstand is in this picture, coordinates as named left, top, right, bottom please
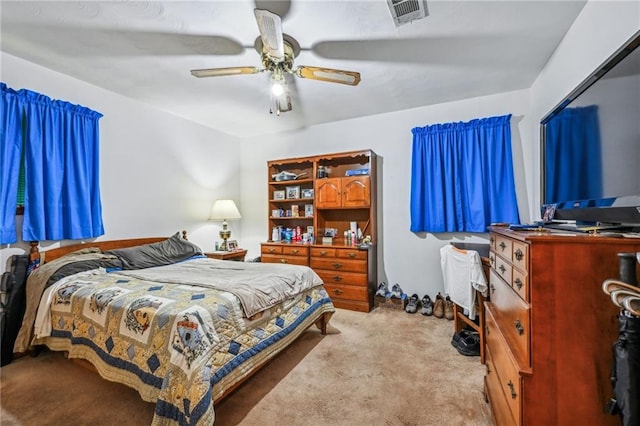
left=205, top=249, right=247, bottom=262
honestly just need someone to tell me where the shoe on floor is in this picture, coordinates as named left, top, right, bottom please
left=390, top=283, right=404, bottom=299
left=444, top=295, right=455, bottom=320
left=433, top=292, right=444, bottom=318
left=420, top=295, right=433, bottom=316
left=405, top=293, right=420, bottom=314
left=375, top=282, right=389, bottom=297
left=451, top=329, right=478, bottom=349
left=455, top=331, right=481, bottom=356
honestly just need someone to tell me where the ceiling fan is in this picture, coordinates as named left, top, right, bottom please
left=190, top=8, right=361, bottom=115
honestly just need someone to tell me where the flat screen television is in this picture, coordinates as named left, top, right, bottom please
left=540, top=30, right=640, bottom=229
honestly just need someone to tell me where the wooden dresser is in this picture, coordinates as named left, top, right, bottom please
left=310, top=246, right=376, bottom=312
left=484, top=226, right=640, bottom=425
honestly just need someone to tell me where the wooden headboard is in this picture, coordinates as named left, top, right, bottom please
left=29, top=230, right=189, bottom=264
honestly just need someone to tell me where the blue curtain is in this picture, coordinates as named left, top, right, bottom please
left=0, top=84, right=23, bottom=243
left=410, top=114, right=520, bottom=232
left=544, top=105, right=601, bottom=204
left=0, top=83, right=104, bottom=243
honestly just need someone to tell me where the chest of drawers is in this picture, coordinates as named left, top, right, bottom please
left=484, top=227, right=640, bottom=425
left=310, top=246, right=376, bottom=312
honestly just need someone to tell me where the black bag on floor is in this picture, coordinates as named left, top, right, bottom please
left=610, top=314, right=640, bottom=426
left=0, top=254, right=30, bottom=366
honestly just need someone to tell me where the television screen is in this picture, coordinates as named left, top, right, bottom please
left=540, top=31, right=640, bottom=226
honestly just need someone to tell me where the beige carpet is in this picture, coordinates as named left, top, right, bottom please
left=0, top=308, right=492, bottom=425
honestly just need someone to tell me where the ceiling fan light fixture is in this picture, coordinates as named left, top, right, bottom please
left=271, top=82, right=285, bottom=96
left=190, top=8, right=361, bottom=115
left=270, top=68, right=286, bottom=96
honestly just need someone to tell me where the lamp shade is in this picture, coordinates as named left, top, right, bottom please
left=209, top=199, right=242, bottom=221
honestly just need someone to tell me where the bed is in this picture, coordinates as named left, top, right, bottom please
left=13, top=232, right=335, bottom=425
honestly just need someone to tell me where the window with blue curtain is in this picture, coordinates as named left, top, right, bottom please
left=410, top=114, right=520, bottom=233
left=0, top=82, right=105, bottom=244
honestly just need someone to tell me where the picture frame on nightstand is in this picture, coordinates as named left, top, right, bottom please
left=227, top=240, right=238, bottom=251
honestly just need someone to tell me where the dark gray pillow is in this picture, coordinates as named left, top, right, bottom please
left=105, top=232, right=203, bottom=269
left=46, top=257, right=124, bottom=287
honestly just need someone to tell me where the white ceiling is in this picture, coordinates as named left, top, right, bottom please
left=1, top=1, right=586, bottom=138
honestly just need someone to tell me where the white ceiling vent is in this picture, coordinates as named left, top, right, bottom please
left=387, top=0, right=429, bottom=27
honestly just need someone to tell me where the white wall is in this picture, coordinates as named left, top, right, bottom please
left=239, top=89, right=532, bottom=298
left=1, top=53, right=242, bottom=272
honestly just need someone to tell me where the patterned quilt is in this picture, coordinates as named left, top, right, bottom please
left=31, top=263, right=335, bottom=425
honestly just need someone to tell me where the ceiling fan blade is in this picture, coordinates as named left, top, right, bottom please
left=191, top=67, right=261, bottom=78
left=312, top=36, right=540, bottom=68
left=254, top=8, right=285, bottom=61
left=295, top=66, right=361, bottom=86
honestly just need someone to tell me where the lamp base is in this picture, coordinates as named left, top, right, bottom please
left=219, top=229, right=231, bottom=251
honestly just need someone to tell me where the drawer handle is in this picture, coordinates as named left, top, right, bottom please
left=332, top=288, right=343, bottom=295
left=499, top=264, right=506, bottom=274
left=291, top=249, right=299, bottom=254
left=490, top=236, right=494, bottom=244
left=485, top=325, right=490, bottom=336
left=489, top=255, right=495, bottom=265
left=514, top=278, right=523, bottom=290
left=514, top=320, right=525, bottom=335
left=320, top=250, right=328, bottom=256
left=332, top=262, right=343, bottom=269
left=268, top=248, right=276, bottom=253
left=489, top=283, right=496, bottom=294
left=499, top=241, right=506, bottom=251
left=348, top=252, right=356, bottom=258
left=507, top=381, right=517, bottom=399
left=332, top=275, right=342, bottom=282
left=280, top=259, right=288, bottom=264
left=514, top=248, right=523, bottom=261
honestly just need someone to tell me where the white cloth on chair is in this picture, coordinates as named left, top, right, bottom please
left=440, top=245, right=488, bottom=320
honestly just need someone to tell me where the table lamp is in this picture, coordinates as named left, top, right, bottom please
left=209, top=199, right=242, bottom=251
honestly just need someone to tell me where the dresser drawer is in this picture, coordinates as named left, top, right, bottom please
left=511, top=240, right=528, bottom=272
left=511, top=268, right=529, bottom=302
left=323, top=282, right=368, bottom=301
left=486, top=306, right=522, bottom=425
left=316, top=270, right=368, bottom=287
left=494, top=235, right=513, bottom=258
left=261, top=245, right=283, bottom=255
left=261, top=254, right=309, bottom=266
left=282, top=245, right=309, bottom=257
left=336, top=249, right=368, bottom=260
left=310, top=247, right=337, bottom=257
left=485, top=345, right=518, bottom=426
left=494, top=255, right=512, bottom=286
left=489, top=269, right=531, bottom=367
left=310, top=257, right=367, bottom=274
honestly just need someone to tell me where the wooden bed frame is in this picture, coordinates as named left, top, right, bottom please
left=26, top=231, right=333, bottom=404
